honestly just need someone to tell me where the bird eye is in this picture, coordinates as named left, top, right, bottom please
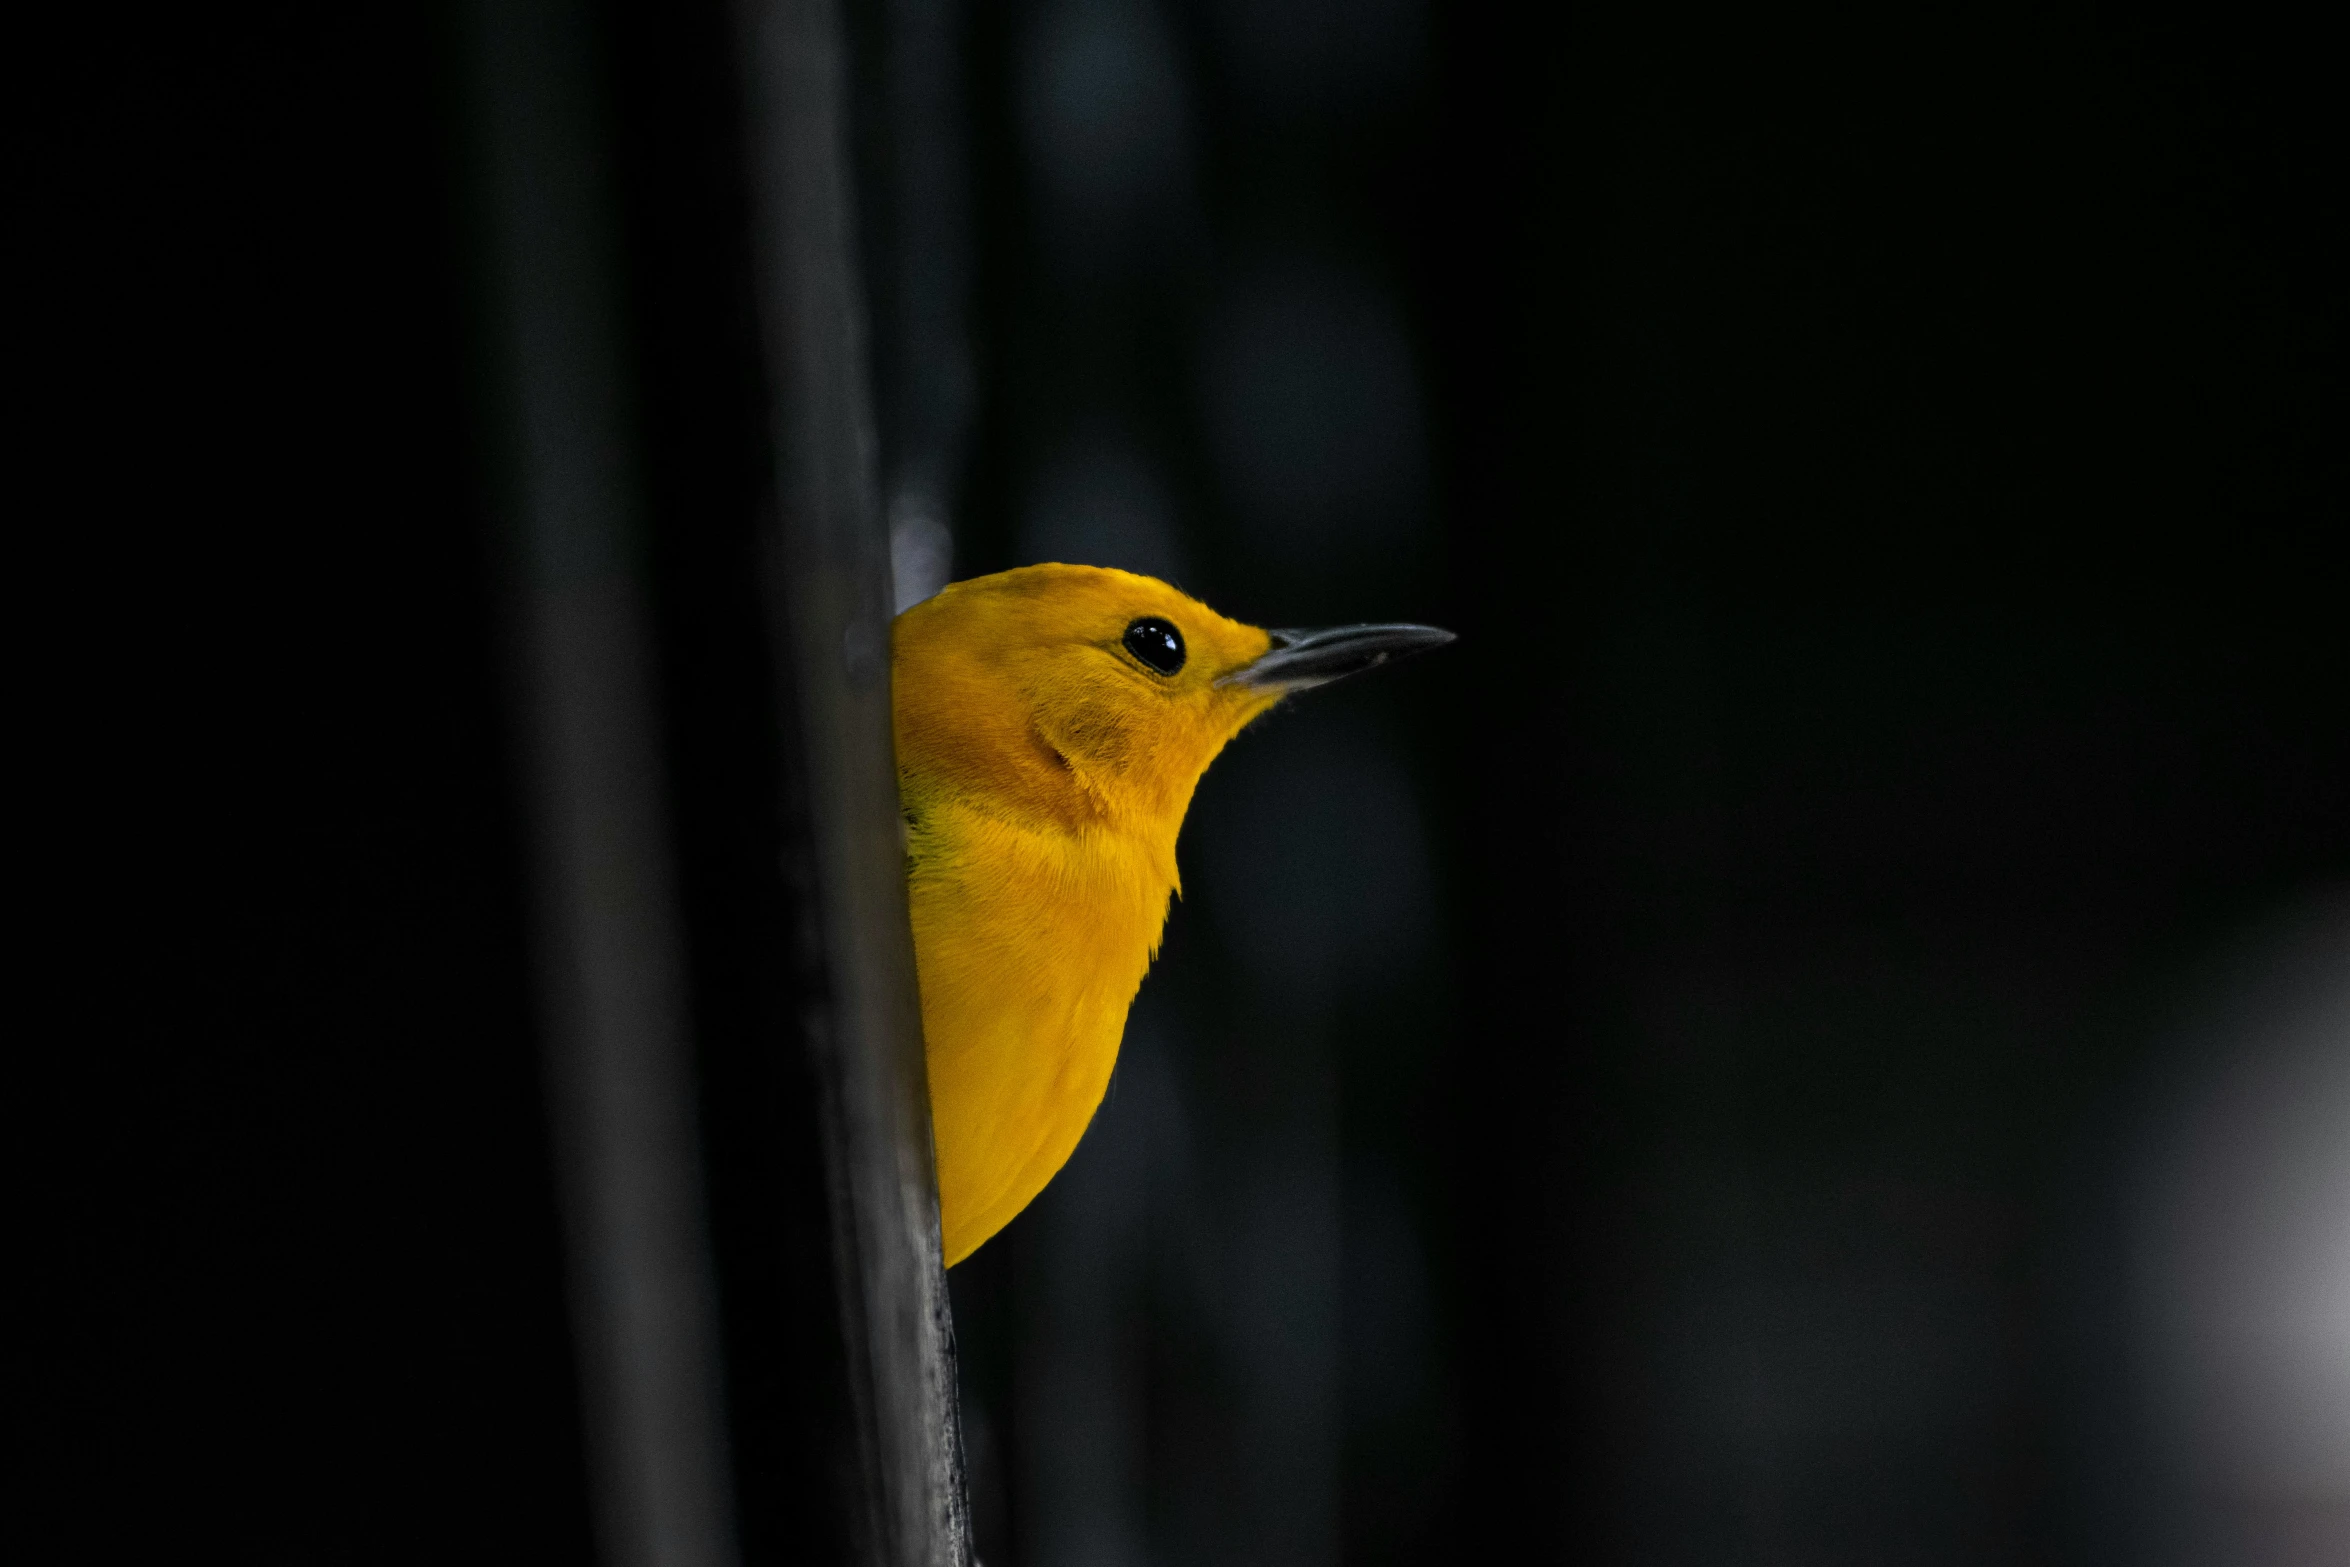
left=1122, top=617, right=1186, bottom=675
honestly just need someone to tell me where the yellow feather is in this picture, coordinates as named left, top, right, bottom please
left=892, top=564, right=1282, bottom=1265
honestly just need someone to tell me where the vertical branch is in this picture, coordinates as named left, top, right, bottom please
left=465, top=0, right=968, bottom=1557
left=733, top=0, right=972, bottom=1561
left=462, top=0, right=740, bottom=1563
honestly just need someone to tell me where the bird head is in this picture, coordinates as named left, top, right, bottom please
left=893, top=564, right=1452, bottom=839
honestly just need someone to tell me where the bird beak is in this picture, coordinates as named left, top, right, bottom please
left=1219, top=622, right=1457, bottom=692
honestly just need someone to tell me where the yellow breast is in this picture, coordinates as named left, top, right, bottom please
left=909, top=794, right=1173, bottom=1264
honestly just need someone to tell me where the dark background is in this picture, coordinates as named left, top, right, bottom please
left=936, top=3, right=2347, bottom=1565
left=24, top=0, right=2345, bottom=1562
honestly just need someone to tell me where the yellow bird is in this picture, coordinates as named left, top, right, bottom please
left=892, top=563, right=1452, bottom=1264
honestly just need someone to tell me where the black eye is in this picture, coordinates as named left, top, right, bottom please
left=1122, top=616, right=1186, bottom=675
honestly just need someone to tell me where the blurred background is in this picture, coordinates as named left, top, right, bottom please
left=893, top=4, right=2350, bottom=1566
left=25, top=0, right=2346, bottom=1563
